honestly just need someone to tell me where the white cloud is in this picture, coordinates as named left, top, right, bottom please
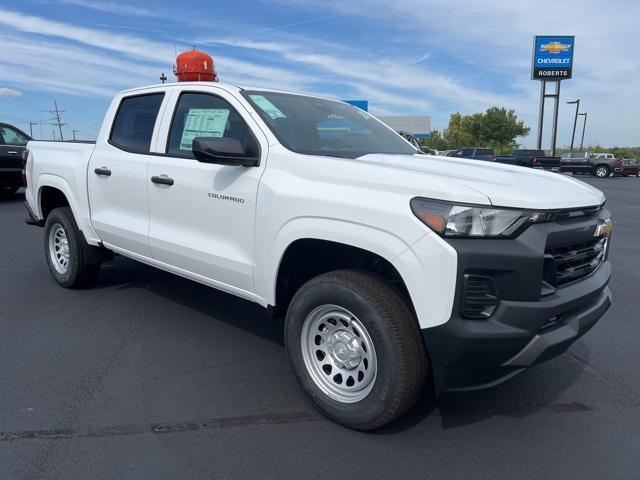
left=0, top=87, right=22, bottom=97
left=57, top=0, right=159, bottom=17
left=266, top=0, right=640, bottom=146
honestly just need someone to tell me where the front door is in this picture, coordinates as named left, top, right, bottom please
left=88, top=92, right=165, bottom=257
left=147, top=91, right=266, bottom=292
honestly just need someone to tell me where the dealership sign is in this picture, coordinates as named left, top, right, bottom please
left=532, top=35, right=574, bottom=80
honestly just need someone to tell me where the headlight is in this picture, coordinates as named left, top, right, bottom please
left=410, top=198, right=541, bottom=238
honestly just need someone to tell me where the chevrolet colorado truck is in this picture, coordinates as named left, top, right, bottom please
left=23, top=83, right=613, bottom=430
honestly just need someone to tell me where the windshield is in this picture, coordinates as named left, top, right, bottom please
left=242, top=91, right=417, bottom=159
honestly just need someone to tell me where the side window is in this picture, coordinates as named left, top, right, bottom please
left=167, top=92, right=257, bottom=159
left=0, top=126, right=29, bottom=146
left=110, top=93, right=164, bottom=153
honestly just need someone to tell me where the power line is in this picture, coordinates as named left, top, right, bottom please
left=49, top=101, right=66, bottom=141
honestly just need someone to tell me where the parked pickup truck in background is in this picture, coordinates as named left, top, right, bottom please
left=494, top=149, right=561, bottom=170
left=23, top=82, right=613, bottom=430
left=560, top=151, right=623, bottom=178
left=451, top=147, right=495, bottom=161
left=0, top=122, right=31, bottom=196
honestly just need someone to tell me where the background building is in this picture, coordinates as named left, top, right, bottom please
left=375, top=115, right=431, bottom=139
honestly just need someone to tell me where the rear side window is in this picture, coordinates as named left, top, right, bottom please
left=110, top=93, right=164, bottom=153
left=0, top=126, right=29, bottom=146
left=477, top=149, right=493, bottom=156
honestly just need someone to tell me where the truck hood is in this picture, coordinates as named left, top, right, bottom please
left=359, top=153, right=605, bottom=210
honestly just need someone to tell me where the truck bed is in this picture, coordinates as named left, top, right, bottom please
left=25, top=140, right=97, bottom=243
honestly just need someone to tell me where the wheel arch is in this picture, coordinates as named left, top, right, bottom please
left=271, top=237, right=415, bottom=319
left=35, top=174, right=100, bottom=245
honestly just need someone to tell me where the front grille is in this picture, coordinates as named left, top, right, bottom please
left=545, top=237, right=607, bottom=286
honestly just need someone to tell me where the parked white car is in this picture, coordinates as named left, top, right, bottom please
left=24, top=82, right=613, bottom=429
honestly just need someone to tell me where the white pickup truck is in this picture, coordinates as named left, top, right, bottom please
left=24, top=82, right=613, bottom=430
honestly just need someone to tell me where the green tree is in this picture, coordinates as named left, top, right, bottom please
left=462, top=107, right=530, bottom=154
left=425, top=107, right=530, bottom=154
left=443, top=112, right=473, bottom=148
left=422, top=129, right=448, bottom=151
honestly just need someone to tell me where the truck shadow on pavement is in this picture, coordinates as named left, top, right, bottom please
left=95, top=255, right=589, bottom=434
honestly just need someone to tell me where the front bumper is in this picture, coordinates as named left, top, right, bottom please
left=423, top=209, right=612, bottom=394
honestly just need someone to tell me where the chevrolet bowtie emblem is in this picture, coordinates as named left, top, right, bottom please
left=540, top=41, right=571, bottom=54
left=594, top=218, right=613, bottom=237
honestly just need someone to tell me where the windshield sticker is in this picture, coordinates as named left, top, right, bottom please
left=179, top=108, right=230, bottom=151
left=249, top=95, right=286, bottom=119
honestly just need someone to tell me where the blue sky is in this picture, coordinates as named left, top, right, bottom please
left=0, top=0, right=638, bottom=147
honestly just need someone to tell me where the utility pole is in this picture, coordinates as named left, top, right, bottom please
left=578, top=112, right=588, bottom=150
left=29, top=121, right=39, bottom=138
left=566, top=99, right=580, bottom=151
left=52, top=129, right=57, bottom=141
left=72, top=129, right=79, bottom=141
left=49, top=101, right=66, bottom=141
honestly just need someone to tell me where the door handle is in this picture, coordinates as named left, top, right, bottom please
left=151, top=175, right=174, bottom=186
left=94, top=167, right=112, bottom=176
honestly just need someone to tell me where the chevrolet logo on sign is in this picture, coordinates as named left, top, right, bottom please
left=540, top=41, right=572, bottom=54
left=532, top=35, right=574, bottom=80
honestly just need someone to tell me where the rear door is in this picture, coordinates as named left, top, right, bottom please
left=0, top=125, right=30, bottom=188
left=88, top=91, right=167, bottom=257
left=563, top=152, right=588, bottom=173
left=146, top=88, right=268, bottom=292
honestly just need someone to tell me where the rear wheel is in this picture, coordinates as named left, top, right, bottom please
left=285, top=269, right=428, bottom=430
left=594, top=165, right=610, bottom=178
left=44, top=207, right=101, bottom=288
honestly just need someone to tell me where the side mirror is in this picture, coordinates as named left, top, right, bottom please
left=192, top=137, right=259, bottom=167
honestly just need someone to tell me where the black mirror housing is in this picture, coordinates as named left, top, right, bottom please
left=192, top=137, right=259, bottom=167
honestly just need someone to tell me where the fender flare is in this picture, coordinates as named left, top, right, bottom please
left=256, top=216, right=422, bottom=307
left=36, top=174, right=100, bottom=245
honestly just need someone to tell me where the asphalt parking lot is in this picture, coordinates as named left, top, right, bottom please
left=1, top=176, right=639, bottom=479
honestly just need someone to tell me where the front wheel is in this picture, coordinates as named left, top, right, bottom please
left=594, top=165, right=610, bottom=178
left=44, top=207, right=101, bottom=288
left=285, top=270, right=428, bottom=430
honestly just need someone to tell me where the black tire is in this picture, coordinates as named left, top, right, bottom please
left=285, top=269, right=428, bottom=430
left=593, top=165, right=610, bottom=178
left=44, top=207, right=101, bottom=288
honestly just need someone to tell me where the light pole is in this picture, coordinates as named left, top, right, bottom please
left=578, top=112, right=588, bottom=150
left=72, top=129, right=79, bottom=141
left=566, top=99, right=580, bottom=151
left=29, top=121, right=39, bottom=138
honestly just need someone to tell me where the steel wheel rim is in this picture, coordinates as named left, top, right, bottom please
left=301, top=304, right=377, bottom=403
left=596, top=167, right=608, bottom=177
left=48, top=223, right=70, bottom=274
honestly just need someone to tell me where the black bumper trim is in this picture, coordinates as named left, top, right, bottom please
left=24, top=201, right=44, bottom=227
left=422, top=210, right=612, bottom=395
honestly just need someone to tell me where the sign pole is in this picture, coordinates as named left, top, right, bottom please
left=536, top=81, right=546, bottom=150
left=550, top=81, right=561, bottom=156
